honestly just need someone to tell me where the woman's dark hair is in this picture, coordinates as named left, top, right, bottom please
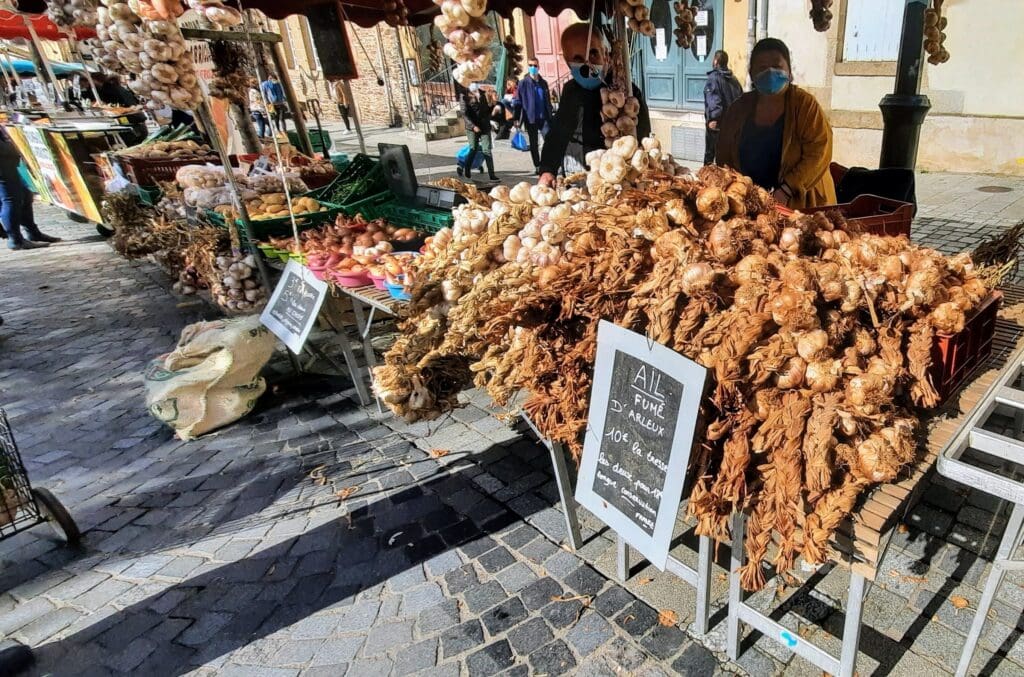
left=750, top=38, right=792, bottom=72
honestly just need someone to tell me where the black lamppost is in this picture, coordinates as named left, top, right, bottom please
left=878, top=0, right=931, bottom=169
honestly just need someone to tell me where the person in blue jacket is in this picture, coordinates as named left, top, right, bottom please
left=260, top=74, right=288, bottom=134
left=703, top=50, right=743, bottom=165
left=516, top=58, right=552, bottom=173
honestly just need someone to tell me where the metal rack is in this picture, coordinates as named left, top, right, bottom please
left=0, top=409, right=79, bottom=546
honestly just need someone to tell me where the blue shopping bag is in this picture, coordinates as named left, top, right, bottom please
left=510, top=127, right=530, bottom=152
left=456, top=144, right=485, bottom=170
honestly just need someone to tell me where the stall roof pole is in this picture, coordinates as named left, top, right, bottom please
left=614, top=11, right=631, bottom=96
left=22, top=16, right=63, bottom=106
left=65, top=33, right=100, bottom=107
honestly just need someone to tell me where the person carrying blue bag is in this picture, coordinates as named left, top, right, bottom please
left=515, top=57, right=552, bottom=173
left=457, top=83, right=499, bottom=182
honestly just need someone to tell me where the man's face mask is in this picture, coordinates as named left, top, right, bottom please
left=528, top=65, right=539, bottom=76
left=570, top=61, right=604, bottom=90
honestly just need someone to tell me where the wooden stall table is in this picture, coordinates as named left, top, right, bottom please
left=726, top=284, right=1024, bottom=677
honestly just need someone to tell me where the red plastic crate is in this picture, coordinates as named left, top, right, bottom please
left=930, top=291, right=1003, bottom=401
left=776, top=194, right=914, bottom=238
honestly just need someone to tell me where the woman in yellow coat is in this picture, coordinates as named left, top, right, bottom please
left=715, top=38, right=836, bottom=209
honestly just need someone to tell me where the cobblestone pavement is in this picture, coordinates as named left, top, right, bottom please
left=0, top=171, right=1022, bottom=677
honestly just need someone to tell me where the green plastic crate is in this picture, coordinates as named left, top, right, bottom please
left=338, top=191, right=392, bottom=218
left=205, top=200, right=343, bottom=246
left=287, top=129, right=332, bottom=155
left=365, top=198, right=454, bottom=234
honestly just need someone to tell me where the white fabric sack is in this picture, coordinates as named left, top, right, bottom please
left=144, top=315, right=277, bottom=439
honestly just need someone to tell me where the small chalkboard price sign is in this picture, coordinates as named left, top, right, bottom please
left=575, top=320, right=707, bottom=570
left=260, top=260, right=328, bottom=355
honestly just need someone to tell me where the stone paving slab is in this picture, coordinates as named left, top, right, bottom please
left=1, top=173, right=1023, bottom=676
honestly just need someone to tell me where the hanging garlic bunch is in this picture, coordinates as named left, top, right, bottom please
left=598, top=39, right=638, bottom=149
left=183, top=0, right=242, bottom=27
left=383, top=0, right=411, bottom=26
left=213, top=253, right=267, bottom=313
left=924, top=0, right=950, bottom=65
left=619, top=0, right=654, bottom=36
left=48, top=0, right=99, bottom=28
left=97, top=2, right=202, bottom=110
left=673, top=0, right=697, bottom=49
left=809, top=0, right=833, bottom=32
left=433, top=0, right=495, bottom=87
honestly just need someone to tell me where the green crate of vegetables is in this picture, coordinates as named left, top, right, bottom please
left=313, top=154, right=387, bottom=209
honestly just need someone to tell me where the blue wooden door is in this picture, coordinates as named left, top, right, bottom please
left=635, top=0, right=724, bottom=111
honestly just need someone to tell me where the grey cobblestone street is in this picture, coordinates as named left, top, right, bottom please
left=0, top=169, right=1023, bottom=676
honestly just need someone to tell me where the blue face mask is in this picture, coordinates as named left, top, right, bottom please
left=528, top=65, right=539, bottom=76
left=570, top=62, right=604, bottom=90
left=753, top=68, right=790, bottom=95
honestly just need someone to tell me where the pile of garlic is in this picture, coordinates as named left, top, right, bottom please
left=96, top=1, right=202, bottom=110
left=213, top=254, right=266, bottom=313
left=586, top=135, right=684, bottom=195
left=619, top=0, right=654, bottom=36
left=451, top=203, right=490, bottom=244
left=432, top=0, right=495, bottom=87
left=172, top=265, right=202, bottom=295
left=599, top=87, right=641, bottom=148
left=48, top=0, right=98, bottom=28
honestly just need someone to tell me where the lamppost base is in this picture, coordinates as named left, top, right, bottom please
left=879, top=94, right=931, bottom=170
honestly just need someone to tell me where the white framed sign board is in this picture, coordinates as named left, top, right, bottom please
left=260, top=260, right=328, bottom=355
left=575, top=320, right=707, bottom=570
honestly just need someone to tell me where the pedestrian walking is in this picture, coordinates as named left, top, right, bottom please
left=248, top=86, right=270, bottom=139
left=458, top=83, right=499, bottom=182
left=0, top=129, right=59, bottom=250
left=331, top=79, right=352, bottom=133
left=516, top=58, right=553, bottom=173
left=260, top=74, right=288, bottom=134
left=703, top=50, right=743, bottom=165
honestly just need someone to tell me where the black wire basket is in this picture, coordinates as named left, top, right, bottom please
left=0, top=409, right=79, bottom=545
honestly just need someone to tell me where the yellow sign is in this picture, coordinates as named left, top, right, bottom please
left=5, top=124, right=103, bottom=222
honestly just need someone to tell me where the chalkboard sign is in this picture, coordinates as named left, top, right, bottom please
left=576, top=321, right=707, bottom=569
left=306, top=3, right=358, bottom=80
left=260, top=260, right=328, bottom=355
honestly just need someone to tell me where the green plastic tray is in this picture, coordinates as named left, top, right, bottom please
left=362, top=198, right=453, bottom=234
left=205, top=200, right=343, bottom=245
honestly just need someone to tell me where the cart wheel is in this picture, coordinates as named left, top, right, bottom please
left=95, top=223, right=114, bottom=238
left=31, top=487, right=80, bottom=546
left=66, top=211, right=90, bottom=224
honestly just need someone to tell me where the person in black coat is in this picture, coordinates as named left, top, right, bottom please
left=458, top=83, right=498, bottom=181
left=703, top=50, right=743, bottom=164
left=516, top=60, right=553, bottom=172
left=538, top=23, right=650, bottom=187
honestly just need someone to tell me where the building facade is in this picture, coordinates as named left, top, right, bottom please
left=765, top=0, right=1023, bottom=176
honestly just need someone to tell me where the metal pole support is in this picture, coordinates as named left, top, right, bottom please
left=878, top=0, right=931, bottom=169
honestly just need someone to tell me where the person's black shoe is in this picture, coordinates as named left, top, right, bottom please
left=456, top=166, right=464, bottom=177
left=8, top=240, right=48, bottom=250
left=24, top=230, right=61, bottom=243
left=534, top=166, right=541, bottom=175
left=488, top=175, right=500, bottom=181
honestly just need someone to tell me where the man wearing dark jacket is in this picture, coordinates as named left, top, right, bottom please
left=703, top=50, right=743, bottom=165
left=538, top=23, right=650, bottom=187
left=459, top=83, right=499, bottom=181
left=516, top=59, right=552, bottom=173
